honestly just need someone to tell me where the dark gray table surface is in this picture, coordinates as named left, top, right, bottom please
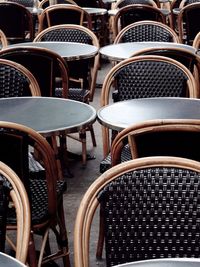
left=83, top=7, right=107, bottom=15
left=0, top=252, right=26, bottom=267
left=9, top=41, right=99, bottom=61
left=97, top=97, right=200, bottom=131
left=99, top=42, right=196, bottom=61
left=113, top=258, right=200, bottom=267
left=0, top=97, right=96, bottom=137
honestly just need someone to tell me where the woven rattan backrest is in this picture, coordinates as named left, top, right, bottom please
left=0, top=47, right=69, bottom=97
left=178, top=3, right=200, bottom=44
left=0, top=2, right=34, bottom=43
left=0, top=161, right=30, bottom=263
left=34, top=24, right=99, bottom=101
left=113, top=4, right=166, bottom=38
left=0, top=121, right=58, bottom=220
left=111, top=120, right=200, bottom=166
left=74, top=156, right=200, bottom=267
left=114, top=21, right=180, bottom=43
left=8, top=0, right=34, bottom=7
left=0, top=58, right=40, bottom=97
left=114, top=0, right=158, bottom=9
left=101, top=55, right=197, bottom=106
left=38, top=4, right=92, bottom=32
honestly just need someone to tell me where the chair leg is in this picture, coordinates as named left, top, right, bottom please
left=79, top=130, right=87, bottom=167
left=96, top=206, right=105, bottom=260
left=28, top=232, right=38, bottom=267
left=89, top=125, right=97, bottom=147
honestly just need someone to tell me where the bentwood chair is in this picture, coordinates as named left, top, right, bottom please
left=0, top=58, right=40, bottom=97
left=0, top=161, right=30, bottom=264
left=38, top=4, right=92, bottom=32
left=100, top=55, right=197, bottom=173
left=0, top=46, right=69, bottom=98
left=0, top=2, right=34, bottom=44
left=34, top=24, right=98, bottom=165
left=177, top=2, right=200, bottom=44
left=113, top=4, right=166, bottom=38
left=0, top=121, right=70, bottom=267
left=38, top=0, right=77, bottom=8
left=74, top=156, right=200, bottom=267
left=114, top=20, right=180, bottom=43
left=114, top=0, right=158, bottom=9
left=130, top=46, right=200, bottom=93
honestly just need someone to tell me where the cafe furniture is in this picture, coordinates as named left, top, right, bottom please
left=0, top=2, right=34, bottom=44
left=99, top=41, right=196, bottom=61
left=99, top=55, right=197, bottom=157
left=177, top=2, right=200, bottom=44
left=114, top=21, right=180, bottom=43
left=10, top=41, right=98, bottom=61
left=0, top=58, right=40, bottom=97
left=112, top=4, right=166, bottom=38
left=38, top=0, right=78, bottom=9
left=0, top=121, right=70, bottom=267
left=38, top=4, right=93, bottom=32
left=0, top=161, right=30, bottom=265
left=0, top=29, right=8, bottom=48
left=74, top=156, right=200, bottom=266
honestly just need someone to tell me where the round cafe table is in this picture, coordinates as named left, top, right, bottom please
left=0, top=252, right=26, bottom=267
left=9, top=41, right=99, bottom=61
left=113, top=258, right=200, bottom=267
left=99, top=42, right=196, bottom=61
left=97, top=97, right=200, bottom=131
left=0, top=97, right=96, bottom=137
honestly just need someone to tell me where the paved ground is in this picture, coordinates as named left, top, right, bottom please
left=62, top=60, right=111, bottom=267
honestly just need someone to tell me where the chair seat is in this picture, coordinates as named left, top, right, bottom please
left=99, top=144, right=131, bottom=173
left=8, top=178, right=66, bottom=225
left=69, top=88, right=90, bottom=102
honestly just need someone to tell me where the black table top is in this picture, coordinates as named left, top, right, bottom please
left=0, top=97, right=96, bottom=137
left=113, top=258, right=200, bottom=267
left=0, top=252, right=26, bottom=267
left=99, top=42, right=196, bottom=61
left=97, top=97, right=200, bottom=131
left=10, top=41, right=99, bottom=61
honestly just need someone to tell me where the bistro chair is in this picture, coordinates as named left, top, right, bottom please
left=114, top=20, right=180, bottom=43
left=38, top=4, right=92, bottom=32
left=0, top=121, right=70, bottom=267
left=74, top=156, right=200, bottom=266
left=177, top=2, right=200, bottom=44
left=193, top=31, right=200, bottom=48
left=130, top=46, right=200, bottom=93
left=113, top=4, right=166, bottom=38
left=38, top=0, right=77, bottom=8
left=0, top=46, right=69, bottom=98
left=99, top=55, right=198, bottom=173
left=114, top=0, right=159, bottom=9
left=0, top=2, right=34, bottom=44
left=0, top=161, right=30, bottom=264
left=34, top=24, right=98, bottom=166
left=0, top=58, right=40, bottom=97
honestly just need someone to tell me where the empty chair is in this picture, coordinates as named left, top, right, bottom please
left=34, top=24, right=98, bottom=166
left=130, top=46, right=200, bottom=94
left=113, top=4, right=166, bottom=38
left=177, top=2, right=200, bottom=44
left=0, top=2, right=34, bottom=44
left=100, top=55, right=197, bottom=159
left=74, top=156, right=200, bottom=266
left=38, top=0, right=77, bottom=8
left=0, top=121, right=70, bottom=267
left=114, top=20, right=180, bottom=43
left=114, top=0, right=159, bottom=9
left=0, top=58, right=40, bottom=97
left=0, top=46, right=69, bottom=98
left=0, top=161, right=30, bottom=264
left=38, top=4, right=92, bottom=32
left=8, top=0, right=34, bottom=7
